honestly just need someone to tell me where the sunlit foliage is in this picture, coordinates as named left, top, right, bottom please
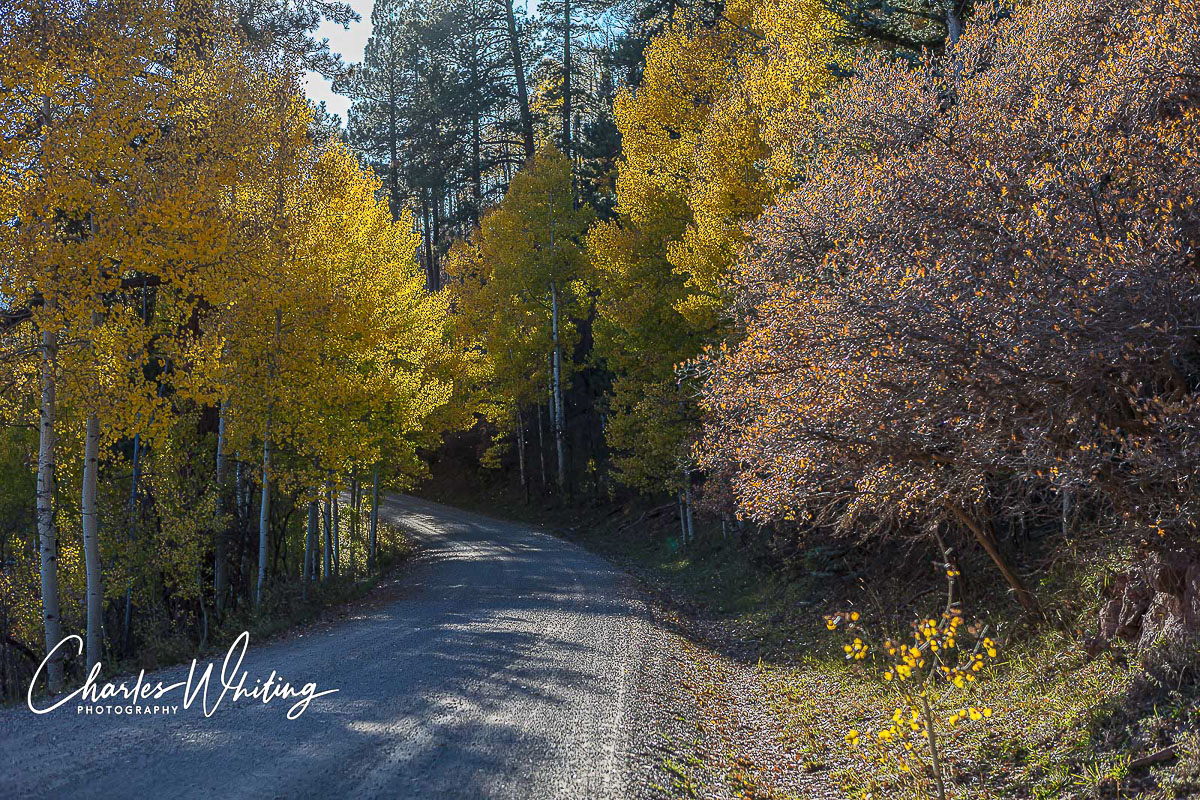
left=699, top=0, right=1200, bottom=592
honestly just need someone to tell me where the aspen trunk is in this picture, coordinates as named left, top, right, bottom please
left=547, top=371, right=556, bottom=472
left=123, top=430, right=141, bottom=651
left=198, top=571, right=208, bottom=650
left=431, top=190, right=442, bottom=291
left=537, top=403, right=547, bottom=487
left=36, top=325, right=63, bottom=693
left=332, top=487, right=340, bottom=576
left=312, top=491, right=322, bottom=582
left=256, top=429, right=270, bottom=608
left=516, top=407, right=528, bottom=503
left=235, top=458, right=245, bottom=525
left=551, top=281, right=566, bottom=493
left=81, top=411, right=103, bottom=671
left=257, top=309, right=279, bottom=607
left=421, top=193, right=437, bottom=292
left=683, top=473, right=695, bottom=543
left=214, top=400, right=229, bottom=611
left=235, top=456, right=248, bottom=602
left=561, top=0, right=572, bottom=161
left=304, top=499, right=317, bottom=599
left=323, top=483, right=332, bottom=580
left=350, top=470, right=359, bottom=577
left=944, top=0, right=963, bottom=48
left=369, top=465, right=379, bottom=573
left=921, top=692, right=949, bottom=800
left=678, top=493, right=687, bottom=542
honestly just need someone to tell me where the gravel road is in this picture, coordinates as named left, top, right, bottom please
left=0, top=494, right=660, bottom=799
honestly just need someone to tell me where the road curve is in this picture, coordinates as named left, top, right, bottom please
left=0, top=494, right=656, bottom=799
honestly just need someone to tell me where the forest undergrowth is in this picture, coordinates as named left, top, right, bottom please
left=8, top=508, right=415, bottom=707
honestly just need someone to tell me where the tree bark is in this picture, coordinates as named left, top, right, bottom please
left=950, top=504, right=1039, bottom=614
left=421, top=191, right=437, bottom=291
left=123, top=430, right=141, bottom=652
left=81, top=411, right=103, bottom=671
left=350, top=469, right=359, bottom=577
left=369, top=464, right=379, bottom=573
left=516, top=407, right=528, bottom=502
left=323, top=483, right=333, bottom=580
left=503, top=0, right=535, bottom=160
left=943, top=0, right=964, bottom=48
left=214, top=400, right=229, bottom=611
left=678, top=493, right=687, bottom=542
left=921, top=692, right=949, bottom=800
left=431, top=189, right=442, bottom=291
left=332, top=485, right=340, bottom=575
left=469, top=19, right=483, bottom=219
left=236, top=456, right=249, bottom=602
left=304, top=499, right=317, bottom=599
left=561, top=0, right=572, bottom=161
left=256, top=428, right=271, bottom=608
left=537, top=403, right=547, bottom=487
left=683, top=472, right=695, bottom=543
left=551, top=281, right=566, bottom=493
left=36, top=324, right=63, bottom=693
left=388, top=79, right=401, bottom=219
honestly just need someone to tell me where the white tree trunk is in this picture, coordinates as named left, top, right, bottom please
left=332, top=488, right=340, bottom=575
left=214, top=400, right=229, bottom=611
left=350, top=470, right=359, bottom=577
left=256, top=428, right=270, bottom=607
left=683, top=475, right=695, bottom=543
left=369, top=465, right=379, bottom=572
left=536, top=404, right=547, bottom=486
left=81, top=411, right=104, bottom=671
left=547, top=373, right=556, bottom=477
left=304, top=499, right=317, bottom=598
left=236, top=458, right=246, bottom=525
left=516, top=407, right=527, bottom=498
left=37, top=325, right=64, bottom=693
left=551, top=281, right=566, bottom=492
left=323, top=482, right=332, bottom=580
left=123, top=430, right=141, bottom=650
left=943, top=0, right=964, bottom=48
left=678, top=493, right=687, bottom=542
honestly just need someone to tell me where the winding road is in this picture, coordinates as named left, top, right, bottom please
left=0, top=494, right=660, bottom=799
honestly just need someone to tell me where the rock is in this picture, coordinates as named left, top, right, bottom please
left=1096, top=547, right=1200, bottom=674
left=1138, top=591, right=1193, bottom=675
left=1184, top=562, right=1200, bottom=631
left=1115, top=574, right=1153, bottom=642
left=1099, top=594, right=1123, bottom=641
left=1146, top=550, right=1187, bottom=596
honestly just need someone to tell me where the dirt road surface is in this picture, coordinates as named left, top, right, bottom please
left=0, top=494, right=662, bottom=799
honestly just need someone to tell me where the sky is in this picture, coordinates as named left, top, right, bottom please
left=302, top=1, right=541, bottom=124
left=303, top=0, right=376, bottom=123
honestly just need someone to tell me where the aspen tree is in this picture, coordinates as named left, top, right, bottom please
left=444, top=148, right=590, bottom=490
